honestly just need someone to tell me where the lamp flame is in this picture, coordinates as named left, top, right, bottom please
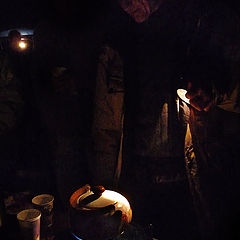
left=18, top=40, right=27, bottom=50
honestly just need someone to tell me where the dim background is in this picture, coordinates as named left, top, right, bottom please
left=0, top=0, right=116, bottom=196
left=1, top=0, right=240, bottom=30
left=0, top=0, right=240, bottom=199
left=0, top=0, right=114, bottom=30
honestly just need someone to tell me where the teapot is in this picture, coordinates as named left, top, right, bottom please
left=69, top=184, right=132, bottom=240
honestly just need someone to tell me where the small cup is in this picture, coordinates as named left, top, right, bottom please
left=32, top=194, right=54, bottom=227
left=17, top=208, right=41, bottom=240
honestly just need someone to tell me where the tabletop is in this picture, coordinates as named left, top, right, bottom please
left=1, top=191, right=157, bottom=240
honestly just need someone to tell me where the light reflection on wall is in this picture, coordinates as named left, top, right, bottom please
left=177, top=89, right=190, bottom=104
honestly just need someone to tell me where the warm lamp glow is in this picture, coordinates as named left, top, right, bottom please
left=177, top=89, right=190, bottom=104
left=18, top=40, right=27, bottom=50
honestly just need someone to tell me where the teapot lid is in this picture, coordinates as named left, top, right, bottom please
left=70, top=184, right=132, bottom=223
